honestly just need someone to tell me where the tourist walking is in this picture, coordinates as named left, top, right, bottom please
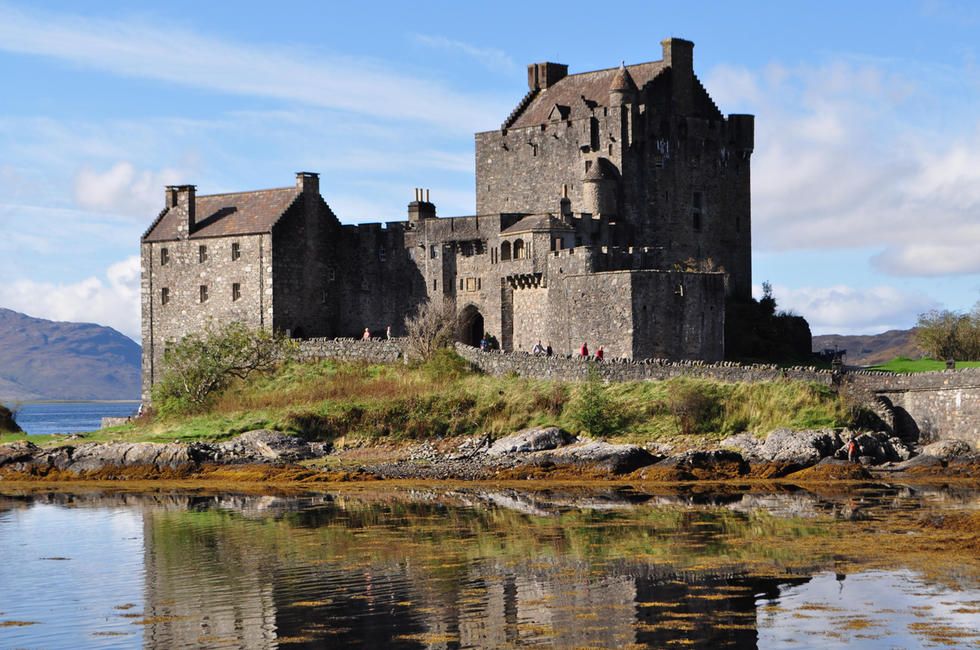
left=362, top=327, right=371, bottom=341
left=580, top=342, right=589, bottom=358
left=596, top=345, right=604, bottom=361
left=532, top=340, right=545, bottom=355
left=546, top=343, right=553, bottom=357
left=847, top=437, right=858, bottom=463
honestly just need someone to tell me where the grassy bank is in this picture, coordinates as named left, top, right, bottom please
left=867, top=357, right=980, bottom=373
left=1, top=352, right=854, bottom=448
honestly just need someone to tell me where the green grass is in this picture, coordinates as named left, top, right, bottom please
left=4, top=352, right=854, bottom=449
left=867, top=357, right=980, bottom=373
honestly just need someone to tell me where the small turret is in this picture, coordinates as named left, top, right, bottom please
left=581, top=158, right=619, bottom=216
left=609, top=63, right=637, bottom=106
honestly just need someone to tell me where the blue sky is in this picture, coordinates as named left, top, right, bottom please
left=1, top=0, right=979, bottom=341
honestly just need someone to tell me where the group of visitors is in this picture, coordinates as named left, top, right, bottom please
left=579, top=342, right=604, bottom=361
left=479, top=333, right=501, bottom=351
left=361, top=326, right=393, bottom=341
left=531, top=341, right=553, bottom=356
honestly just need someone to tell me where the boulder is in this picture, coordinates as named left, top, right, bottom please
left=921, top=439, right=974, bottom=461
left=538, top=440, right=657, bottom=474
left=487, top=427, right=576, bottom=456
left=0, top=440, right=38, bottom=467
left=759, top=429, right=843, bottom=466
left=720, top=433, right=763, bottom=460
left=652, top=449, right=749, bottom=480
left=838, top=432, right=912, bottom=465
left=213, top=430, right=320, bottom=464
left=893, top=454, right=946, bottom=472
left=0, top=405, right=21, bottom=433
left=68, top=442, right=201, bottom=472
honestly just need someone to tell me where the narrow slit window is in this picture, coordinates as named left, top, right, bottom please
left=161, top=287, right=170, bottom=305
left=232, top=283, right=241, bottom=301
left=199, top=285, right=208, bottom=303
left=160, top=247, right=169, bottom=266
left=199, top=245, right=208, bottom=263
left=231, top=242, right=241, bottom=261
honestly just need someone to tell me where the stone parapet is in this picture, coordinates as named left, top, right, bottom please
left=296, top=338, right=406, bottom=364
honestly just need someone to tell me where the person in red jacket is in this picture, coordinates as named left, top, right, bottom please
left=596, top=345, right=604, bottom=361
left=579, top=342, right=589, bottom=358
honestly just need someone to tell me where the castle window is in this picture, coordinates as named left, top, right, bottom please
left=231, top=242, right=241, bottom=261
left=466, top=278, right=478, bottom=292
left=513, top=239, right=526, bottom=259
left=232, top=283, right=241, bottom=301
left=321, top=290, right=328, bottom=304
left=692, top=192, right=703, bottom=232
left=199, top=245, right=208, bottom=263
left=461, top=241, right=473, bottom=257
left=160, top=247, right=169, bottom=266
left=199, top=285, right=209, bottom=303
left=378, top=247, right=386, bottom=262
left=585, top=160, right=593, bottom=173
left=432, top=279, right=438, bottom=291
left=501, top=240, right=512, bottom=261
left=161, top=287, right=170, bottom=305
left=459, top=278, right=464, bottom=290
left=327, top=267, right=336, bottom=282
left=430, top=244, right=438, bottom=259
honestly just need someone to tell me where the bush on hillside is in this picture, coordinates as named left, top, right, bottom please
left=153, top=322, right=297, bottom=415
left=568, top=366, right=622, bottom=437
left=0, top=403, right=21, bottom=433
left=914, top=303, right=980, bottom=361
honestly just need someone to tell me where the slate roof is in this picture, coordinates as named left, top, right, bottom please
left=609, top=64, right=638, bottom=93
left=501, top=214, right=575, bottom=235
left=509, top=60, right=665, bottom=129
left=143, top=187, right=301, bottom=242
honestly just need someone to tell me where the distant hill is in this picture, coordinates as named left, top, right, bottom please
left=0, top=308, right=141, bottom=402
left=812, top=329, right=922, bottom=367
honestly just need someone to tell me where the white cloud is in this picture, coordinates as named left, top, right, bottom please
left=74, top=162, right=183, bottom=218
left=0, top=5, right=506, bottom=133
left=757, top=283, right=938, bottom=335
left=0, top=256, right=141, bottom=341
left=411, top=34, right=517, bottom=73
left=704, top=60, right=980, bottom=277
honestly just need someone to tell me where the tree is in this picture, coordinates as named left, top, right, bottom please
left=403, top=299, right=458, bottom=361
left=913, top=306, right=980, bottom=361
left=153, top=322, right=297, bottom=414
left=569, top=366, right=621, bottom=437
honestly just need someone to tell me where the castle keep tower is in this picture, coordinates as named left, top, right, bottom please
left=476, top=38, right=754, bottom=298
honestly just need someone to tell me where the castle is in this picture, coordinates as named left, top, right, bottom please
left=140, top=38, right=753, bottom=401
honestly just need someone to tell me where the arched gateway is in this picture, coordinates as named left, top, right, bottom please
left=457, top=304, right=485, bottom=347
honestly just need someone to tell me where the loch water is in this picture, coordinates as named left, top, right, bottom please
left=0, top=484, right=977, bottom=649
left=12, top=402, right=140, bottom=436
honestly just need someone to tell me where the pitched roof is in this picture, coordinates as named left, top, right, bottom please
left=501, top=213, right=575, bottom=235
left=143, top=187, right=301, bottom=242
left=609, top=64, right=638, bottom=93
left=509, top=60, right=665, bottom=129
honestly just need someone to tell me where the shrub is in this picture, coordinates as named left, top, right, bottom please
left=404, top=299, right=457, bottom=361
left=153, top=322, right=297, bottom=415
left=667, top=381, right=722, bottom=436
left=422, top=348, right=473, bottom=381
left=568, top=366, right=621, bottom=437
left=913, top=303, right=980, bottom=361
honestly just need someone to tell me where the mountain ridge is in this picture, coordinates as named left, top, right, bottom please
left=0, top=308, right=141, bottom=402
left=812, top=328, right=921, bottom=366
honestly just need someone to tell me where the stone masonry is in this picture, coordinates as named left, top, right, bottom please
left=141, top=38, right=748, bottom=402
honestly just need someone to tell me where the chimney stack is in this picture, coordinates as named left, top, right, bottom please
left=167, top=185, right=197, bottom=237
left=527, top=62, right=568, bottom=90
left=408, top=188, right=436, bottom=222
left=295, top=171, right=320, bottom=195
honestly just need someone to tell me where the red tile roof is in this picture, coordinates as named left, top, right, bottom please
left=508, top=60, right=665, bottom=129
left=143, top=187, right=301, bottom=242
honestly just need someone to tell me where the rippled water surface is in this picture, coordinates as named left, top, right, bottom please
left=13, top=401, right=140, bottom=435
left=0, top=484, right=977, bottom=649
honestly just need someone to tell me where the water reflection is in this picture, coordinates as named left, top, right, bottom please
left=0, top=485, right=977, bottom=649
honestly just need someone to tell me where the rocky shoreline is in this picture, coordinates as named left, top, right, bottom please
left=1, top=427, right=977, bottom=483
